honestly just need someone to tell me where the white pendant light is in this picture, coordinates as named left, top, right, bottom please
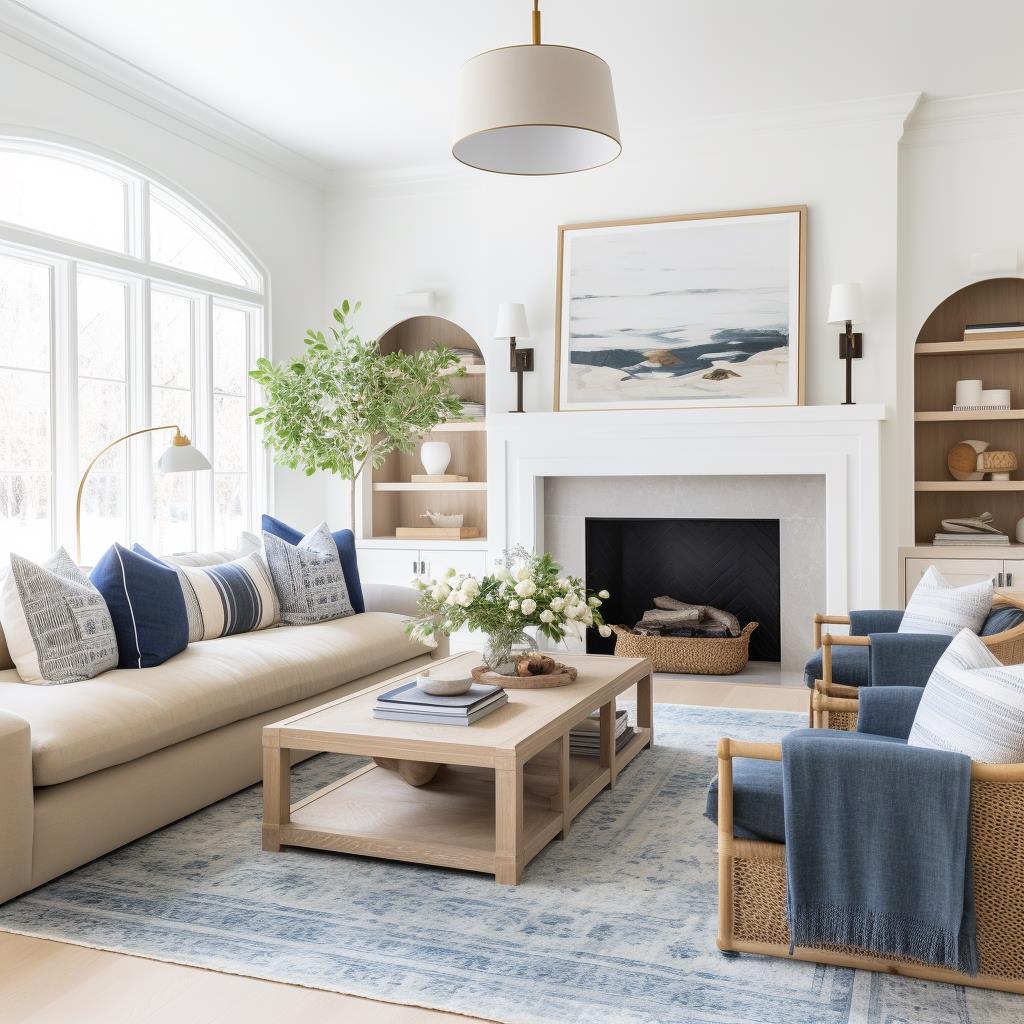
left=453, top=1, right=620, bottom=175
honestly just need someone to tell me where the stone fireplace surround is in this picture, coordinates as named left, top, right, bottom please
left=486, top=406, right=885, bottom=672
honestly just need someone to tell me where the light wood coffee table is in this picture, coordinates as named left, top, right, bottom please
left=262, top=651, right=653, bottom=884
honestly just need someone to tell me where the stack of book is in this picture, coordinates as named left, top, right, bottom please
left=964, top=322, right=1024, bottom=342
left=372, top=681, right=507, bottom=726
left=569, top=708, right=635, bottom=757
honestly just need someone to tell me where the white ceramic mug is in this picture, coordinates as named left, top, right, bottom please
left=981, top=389, right=1012, bottom=407
left=955, top=379, right=983, bottom=406
left=420, top=441, right=452, bottom=476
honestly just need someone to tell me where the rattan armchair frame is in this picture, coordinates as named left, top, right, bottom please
left=716, top=735, right=1024, bottom=993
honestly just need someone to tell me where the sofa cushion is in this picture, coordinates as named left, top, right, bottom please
left=0, top=619, right=12, bottom=671
left=803, top=643, right=871, bottom=689
left=0, top=612, right=432, bottom=787
left=0, top=548, right=119, bottom=684
left=159, top=531, right=262, bottom=567
left=263, top=514, right=365, bottom=614
left=90, top=543, right=189, bottom=668
left=262, top=525, right=353, bottom=625
left=705, top=729, right=907, bottom=840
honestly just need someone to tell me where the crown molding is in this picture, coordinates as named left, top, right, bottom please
left=0, top=0, right=330, bottom=189
left=903, top=89, right=1024, bottom=147
left=333, top=91, right=923, bottom=196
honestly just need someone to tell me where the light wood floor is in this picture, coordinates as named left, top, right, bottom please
left=0, top=676, right=806, bottom=1024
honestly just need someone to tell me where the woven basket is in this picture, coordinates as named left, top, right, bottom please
left=610, top=621, right=758, bottom=674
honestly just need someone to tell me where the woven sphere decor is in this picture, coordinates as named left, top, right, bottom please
left=947, top=439, right=989, bottom=481
left=978, top=450, right=1019, bottom=473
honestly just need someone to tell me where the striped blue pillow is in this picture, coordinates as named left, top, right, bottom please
left=91, top=544, right=188, bottom=668
left=137, top=546, right=279, bottom=642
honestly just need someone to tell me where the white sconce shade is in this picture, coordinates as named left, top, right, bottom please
left=827, top=283, right=865, bottom=325
left=495, top=302, right=530, bottom=339
left=157, top=437, right=212, bottom=473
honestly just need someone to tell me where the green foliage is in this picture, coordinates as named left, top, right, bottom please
left=249, top=301, right=465, bottom=522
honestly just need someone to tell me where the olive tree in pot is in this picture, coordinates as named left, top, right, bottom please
left=249, top=300, right=465, bottom=530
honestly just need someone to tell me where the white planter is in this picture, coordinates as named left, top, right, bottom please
left=420, top=441, right=452, bottom=476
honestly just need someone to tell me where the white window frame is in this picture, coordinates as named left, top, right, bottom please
left=0, top=137, right=269, bottom=558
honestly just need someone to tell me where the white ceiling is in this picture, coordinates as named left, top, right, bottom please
left=13, top=0, right=1024, bottom=174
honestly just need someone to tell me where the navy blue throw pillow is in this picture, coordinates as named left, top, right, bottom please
left=90, top=543, right=189, bottom=668
left=261, top=514, right=365, bottom=613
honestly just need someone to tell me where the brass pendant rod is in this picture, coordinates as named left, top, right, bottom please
left=532, top=0, right=541, bottom=43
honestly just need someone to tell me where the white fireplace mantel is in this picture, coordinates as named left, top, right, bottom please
left=486, top=404, right=886, bottom=614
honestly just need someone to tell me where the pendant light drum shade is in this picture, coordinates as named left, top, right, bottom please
left=453, top=44, right=620, bottom=175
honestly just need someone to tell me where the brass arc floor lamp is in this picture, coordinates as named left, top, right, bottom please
left=75, top=424, right=211, bottom=563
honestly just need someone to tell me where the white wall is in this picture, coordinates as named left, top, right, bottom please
left=0, top=35, right=328, bottom=526
left=325, top=99, right=913, bottom=601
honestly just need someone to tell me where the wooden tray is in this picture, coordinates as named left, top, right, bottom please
left=471, top=663, right=579, bottom=689
left=395, top=526, right=480, bottom=540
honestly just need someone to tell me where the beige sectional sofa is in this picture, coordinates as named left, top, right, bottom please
left=0, top=583, right=447, bottom=905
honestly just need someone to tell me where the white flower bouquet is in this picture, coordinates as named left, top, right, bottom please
left=406, top=545, right=611, bottom=673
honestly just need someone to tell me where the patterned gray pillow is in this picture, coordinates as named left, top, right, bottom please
left=262, top=523, right=354, bottom=625
left=0, top=548, right=119, bottom=683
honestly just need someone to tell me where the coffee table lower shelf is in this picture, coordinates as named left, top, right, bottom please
left=274, top=726, right=652, bottom=879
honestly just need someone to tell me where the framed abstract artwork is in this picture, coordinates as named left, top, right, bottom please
left=554, top=206, right=806, bottom=411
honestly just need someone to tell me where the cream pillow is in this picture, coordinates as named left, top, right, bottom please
left=909, top=628, right=1024, bottom=763
left=160, top=531, right=262, bottom=567
left=899, top=566, right=992, bottom=636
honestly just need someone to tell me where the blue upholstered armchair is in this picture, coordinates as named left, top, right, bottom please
left=804, top=597, right=1024, bottom=709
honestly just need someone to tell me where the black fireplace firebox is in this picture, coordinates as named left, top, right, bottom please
left=584, top=518, right=781, bottom=662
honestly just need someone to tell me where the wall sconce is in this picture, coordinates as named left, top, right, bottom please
left=494, top=303, right=533, bottom=414
left=827, top=283, right=865, bottom=406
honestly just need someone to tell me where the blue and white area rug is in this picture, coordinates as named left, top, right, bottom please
left=0, top=704, right=1020, bottom=1024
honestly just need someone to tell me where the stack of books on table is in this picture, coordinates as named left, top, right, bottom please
left=569, top=708, right=635, bottom=757
left=372, top=681, right=507, bottom=726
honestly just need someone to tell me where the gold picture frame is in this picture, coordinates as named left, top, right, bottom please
left=554, top=205, right=807, bottom=412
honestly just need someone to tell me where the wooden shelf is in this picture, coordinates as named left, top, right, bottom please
left=915, top=409, right=1024, bottom=422
left=915, top=339, right=1024, bottom=356
left=915, top=480, right=1024, bottom=491
left=428, top=420, right=486, bottom=432
left=373, top=482, right=487, bottom=492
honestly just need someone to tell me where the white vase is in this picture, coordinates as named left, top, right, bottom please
left=420, top=441, right=451, bottom=476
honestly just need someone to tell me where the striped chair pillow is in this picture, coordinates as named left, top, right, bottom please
left=898, top=566, right=993, bottom=636
left=174, top=552, right=280, bottom=642
left=908, top=628, right=1024, bottom=763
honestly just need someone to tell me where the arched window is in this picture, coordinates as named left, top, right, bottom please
left=0, top=139, right=267, bottom=564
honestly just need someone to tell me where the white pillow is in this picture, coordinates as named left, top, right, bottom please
left=908, top=628, right=1024, bottom=763
left=899, top=566, right=992, bottom=636
left=160, top=531, right=262, bottom=567
left=0, top=548, right=119, bottom=683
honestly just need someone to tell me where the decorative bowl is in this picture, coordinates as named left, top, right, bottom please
left=420, top=510, right=464, bottom=528
left=416, top=669, right=474, bottom=696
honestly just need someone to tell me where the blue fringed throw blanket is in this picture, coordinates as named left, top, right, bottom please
left=782, top=730, right=978, bottom=974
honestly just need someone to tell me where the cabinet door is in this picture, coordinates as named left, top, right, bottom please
left=421, top=550, right=487, bottom=581
left=356, top=546, right=422, bottom=586
left=1001, top=560, right=1024, bottom=589
left=905, top=557, right=1002, bottom=601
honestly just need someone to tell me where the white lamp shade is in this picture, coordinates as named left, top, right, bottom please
left=827, top=283, right=865, bottom=325
left=453, top=45, right=620, bottom=175
left=495, top=302, right=530, bottom=339
left=157, top=440, right=212, bottom=473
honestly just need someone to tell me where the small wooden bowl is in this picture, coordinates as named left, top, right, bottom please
left=471, top=663, right=579, bottom=689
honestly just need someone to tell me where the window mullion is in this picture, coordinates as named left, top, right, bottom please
left=53, top=259, right=78, bottom=560
left=132, top=278, right=153, bottom=550
left=194, top=294, right=214, bottom=550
